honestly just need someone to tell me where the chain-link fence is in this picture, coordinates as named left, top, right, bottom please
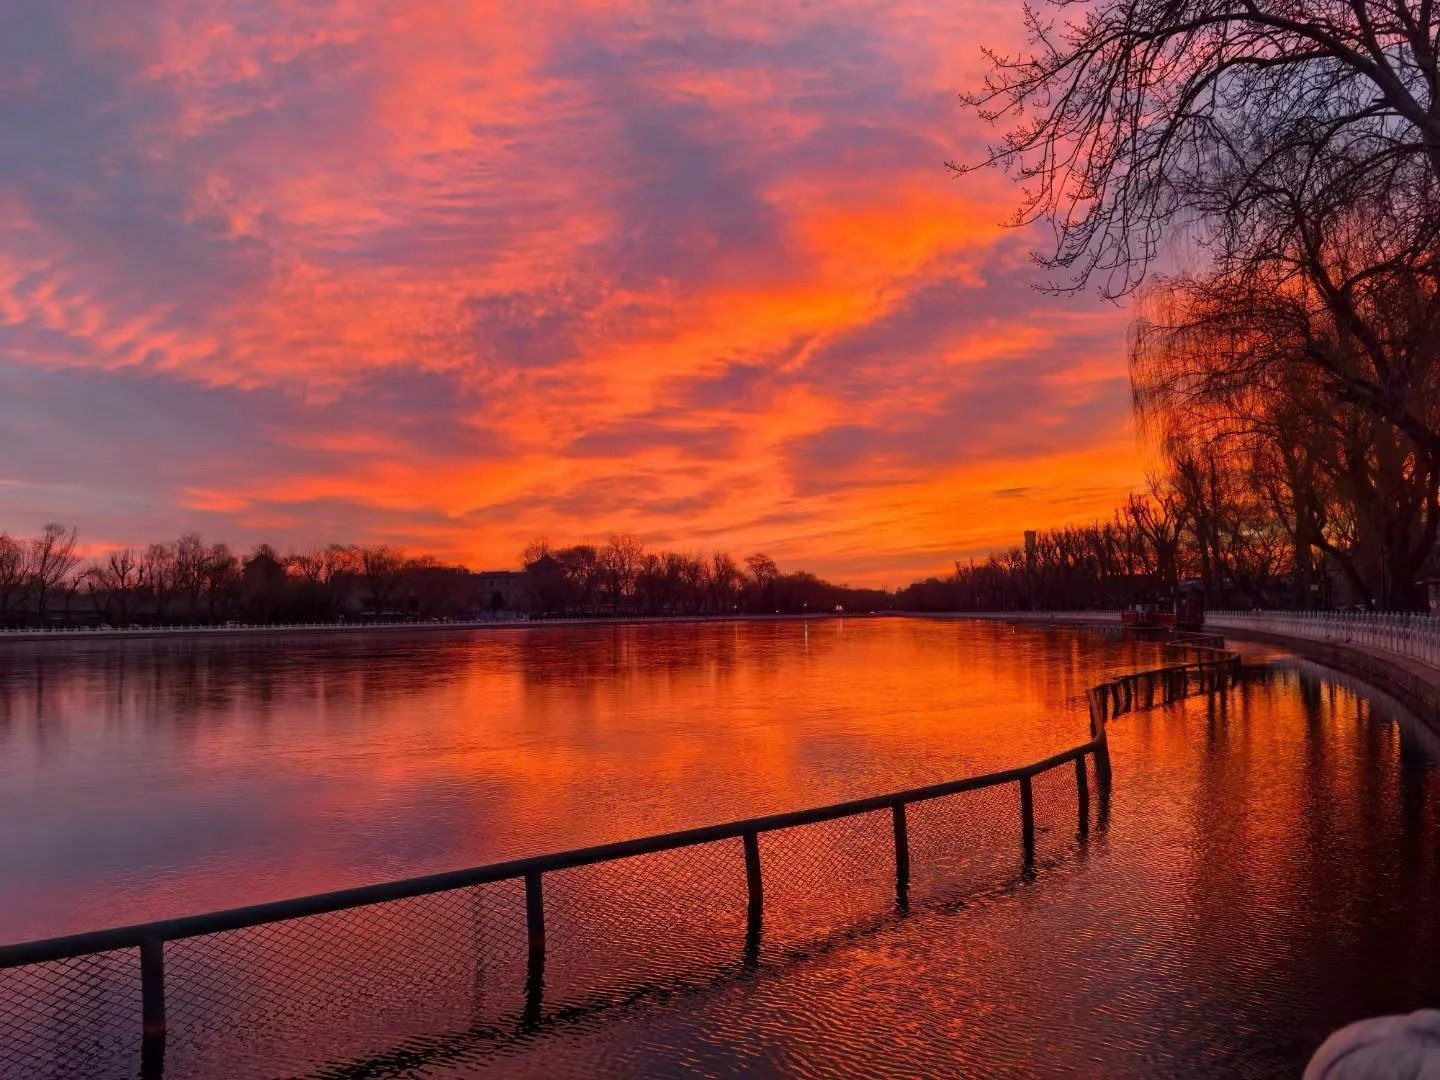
left=1087, top=635, right=1241, bottom=730
left=0, top=752, right=1101, bottom=1079
left=0, top=634, right=1239, bottom=1079
left=0, top=949, right=140, bottom=1077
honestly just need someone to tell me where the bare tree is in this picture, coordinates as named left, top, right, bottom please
left=202, top=543, right=241, bottom=620
left=745, top=553, right=779, bottom=587
left=958, top=0, right=1440, bottom=294
left=142, top=543, right=178, bottom=621
left=1125, top=486, right=1188, bottom=594
left=173, top=533, right=208, bottom=617
left=600, top=534, right=645, bottom=610
left=555, top=544, right=602, bottom=613
left=0, top=533, right=29, bottom=625
left=288, top=548, right=328, bottom=585
left=29, top=524, right=79, bottom=625
left=707, top=551, right=743, bottom=613
left=358, top=544, right=406, bottom=616
left=745, top=553, right=781, bottom=609
left=285, top=544, right=359, bottom=618
left=519, top=538, right=553, bottom=566
left=83, top=547, right=144, bottom=626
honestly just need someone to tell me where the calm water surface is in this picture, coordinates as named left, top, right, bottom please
left=0, top=617, right=1150, bottom=943
left=5, top=618, right=1440, bottom=1078
left=488, top=657, right=1440, bottom=1079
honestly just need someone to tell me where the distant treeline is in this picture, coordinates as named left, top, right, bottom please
left=517, top=539, right=889, bottom=618
left=0, top=526, right=891, bottom=627
left=895, top=423, right=1439, bottom=615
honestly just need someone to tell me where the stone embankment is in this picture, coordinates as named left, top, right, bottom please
left=1212, top=624, right=1440, bottom=734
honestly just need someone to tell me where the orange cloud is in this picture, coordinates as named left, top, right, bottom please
left=0, top=1, right=1147, bottom=584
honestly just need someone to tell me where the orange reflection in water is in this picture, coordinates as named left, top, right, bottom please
left=0, top=618, right=1156, bottom=944
left=6, top=629, right=1439, bottom=1078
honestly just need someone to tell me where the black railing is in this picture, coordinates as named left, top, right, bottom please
left=1087, top=633, right=1242, bottom=737
left=0, top=631, right=1241, bottom=1077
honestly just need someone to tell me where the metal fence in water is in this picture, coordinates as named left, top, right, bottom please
left=0, top=633, right=1241, bottom=1078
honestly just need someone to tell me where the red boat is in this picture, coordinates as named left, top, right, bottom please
left=1121, top=583, right=1206, bottom=633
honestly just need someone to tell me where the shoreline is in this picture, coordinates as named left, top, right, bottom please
left=15, top=605, right=1436, bottom=736
left=0, top=609, right=869, bottom=644
left=914, top=609, right=1440, bottom=740
left=1207, top=624, right=1440, bottom=736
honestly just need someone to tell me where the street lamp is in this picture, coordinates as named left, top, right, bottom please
left=1380, top=544, right=1390, bottom=610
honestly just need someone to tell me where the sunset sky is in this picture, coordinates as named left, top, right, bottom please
left=0, top=0, right=1149, bottom=586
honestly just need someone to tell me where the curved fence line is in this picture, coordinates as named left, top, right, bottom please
left=1086, top=631, right=1241, bottom=735
left=0, top=626, right=1242, bottom=1078
left=961, top=607, right=1440, bottom=673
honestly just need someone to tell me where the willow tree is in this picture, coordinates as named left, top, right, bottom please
left=958, top=1, right=1440, bottom=442
left=959, top=1, right=1440, bottom=281
left=1131, top=264, right=1440, bottom=608
left=962, top=1, right=1440, bottom=605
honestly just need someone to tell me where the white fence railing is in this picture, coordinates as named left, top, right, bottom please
left=966, top=608, right=1440, bottom=672
left=1205, top=610, right=1440, bottom=670
left=11, top=609, right=1440, bottom=668
left=0, top=616, right=528, bottom=640
left=0, top=611, right=842, bottom=642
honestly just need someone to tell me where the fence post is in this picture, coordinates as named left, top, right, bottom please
left=1088, top=688, right=1107, bottom=740
left=523, top=870, right=545, bottom=1020
left=140, top=937, right=166, bottom=1043
left=1095, top=728, right=1113, bottom=793
left=1075, top=755, right=1089, bottom=838
left=743, top=831, right=764, bottom=928
left=1019, top=775, right=1035, bottom=864
left=892, top=803, right=910, bottom=908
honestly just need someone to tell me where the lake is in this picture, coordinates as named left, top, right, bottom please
left=0, top=617, right=1150, bottom=943
left=3, top=617, right=1439, bottom=1077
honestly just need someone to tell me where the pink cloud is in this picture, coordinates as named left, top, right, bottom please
left=0, top=1, right=1144, bottom=584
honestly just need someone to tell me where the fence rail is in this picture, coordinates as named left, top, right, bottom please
left=0, top=617, right=526, bottom=640
left=983, top=608, right=1440, bottom=672
left=1206, top=609, right=1440, bottom=670
left=0, top=611, right=851, bottom=641
left=1086, top=632, right=1241, bottom=732
left=0, top=628, right=1242, bottom=1077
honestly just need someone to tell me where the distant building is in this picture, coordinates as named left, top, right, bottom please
left=473, top=568, right=534, bottom=612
